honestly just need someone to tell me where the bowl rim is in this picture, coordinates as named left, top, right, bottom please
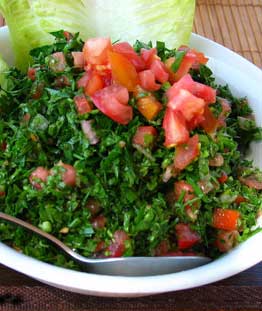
left=0, top=26, right=262, bottom=297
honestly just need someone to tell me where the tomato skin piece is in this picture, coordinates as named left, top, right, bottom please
left=58, top=163, right=76, bottom=187
left=178, top=45, right=209, bottom=69
left=200, top=105, right=220, bottom=134
left=163, top=109, right=189, bottom=148
left=174, top=180, right=198, bottom=220
left=84, top=73, right=104, bottom=96
left=91, top=215, right=107, bottom=229
left=173, top=52, right=196, bottom=82
left=108, top=51, right=138, bottom=91
left=83, top=37, right=112, bottom=65
left=91, top=85, right=132, bottom=125
left=167, top=74, right=216, bottom=104
left=132, top=126, right=157, bottom=147
left=27, top=68, right=37, bottom=81
left=153, top=240, right=169, bottom=256
left=215, top=230, right=239, bottom=252
left=235, top=195, right=247, bottom=204
left=218, top=172, right=228, bottom=184
left=150, top=59, right=169, bottom=83
left=72, top=51, right=84, bottom=68
left=137, top=95, right=162, bottom=121
left=175, top=223, right=201, bottom=250
left=168, top=89, right=205, bottom=122
left=141, top=48, right=158, bottom=66
left=107, top=230, right=129, bottom=257
left=77, top=72, right=91, bottom=89
left=29, top=167, right=50, bottom=190
left=138, top=70, right=160, bottom=91
left=74, top=95, right=93, bottom=115
left=174, top=135, right=200, bottom=170
left=213, top=208, right=240, bottom=231
left=113, top=42, right=145, bottom=71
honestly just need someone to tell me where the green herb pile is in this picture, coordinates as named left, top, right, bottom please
left=0, top=32, right=262, bottom=269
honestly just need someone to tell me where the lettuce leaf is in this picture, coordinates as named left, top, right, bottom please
left=0, top=0, right=195, bottom=70
left=86, top=0, right=195, bottom=47
left=0, top=53, right=8, bottom=91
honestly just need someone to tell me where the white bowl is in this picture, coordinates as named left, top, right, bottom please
left=0, top=26, right=262, bottom=297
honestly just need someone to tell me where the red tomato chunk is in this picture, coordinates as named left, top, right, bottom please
left=175, top=223, right=201, bottom=250
left=132, top=126, right=157, bottom=147
left=174, top=135, right=200, bottom=170
left=212, top=208, right=240, bottom=231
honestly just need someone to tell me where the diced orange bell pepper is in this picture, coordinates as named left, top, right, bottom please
left=137, top=95, right=162, bottom=120
left=108, top=51, right=138, bottom=91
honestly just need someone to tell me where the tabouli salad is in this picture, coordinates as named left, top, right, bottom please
left=0, top=31, right=262, bottom=269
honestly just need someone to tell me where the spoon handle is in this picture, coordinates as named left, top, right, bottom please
left=0, top=212, right=87, bottom=263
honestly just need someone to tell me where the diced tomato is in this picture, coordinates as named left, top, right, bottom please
left=138, top=70, right=160, bottom=91
left=200, top=105, right=220, bottom=134
left=84, top=73, right=104, bottom=96
left=29, top=167, right=50, bottom=190
left=234, top=195, right=247, bottom=204
left=108, top=51, right=138, bottom=91
left=107, top=230, right=129, bottom=257
left=83, top=37, right=112, bottom=65
left=163, top=109, right=189, bottom=147
left=132, top=126, right=157, bottom=147
left=215, top=230, right=239, bottom=252
left=77, top=72, right=91, bottom=89
left=54, top=75, right=71, bottom=88
left=172, top=52, right=196, bottom=82
left=178, top=45, right=209, bottom=70
left=74, top=94, right=93, bottom=115
left=63, top=31, right=72, bottom=41
left=174, top=180, right=194, bottom=200
left=174, top=180, right=198, bottom=220
left=1, top=141, right=7, bottom=151
left=167, top=74, right=216, bottom=104
left=91, top=215, right=107, bottom=229
left=86, top=198, right=101, bottom=216
left=165, top=57, right=176, bottom=84
left=175, top=223, right=200, bottom=250
left=141, top=48, right=158, bottom=66
left=209, top=154, right=224, bottom=167
left=49, top=52, right=66, bottom=72
left=217, top=97, right=231, bottom=127
left=32, top=82, right=44, bottom=100
left=27, top=68, right=37, bottom=81
left=92, top=85, right=132, bottom=125
left=218, top=172, right=228, bottom=184
left=150, top=59, right=169, bottom=83
left=99, top=69, right=113, bottom=87
left=187, top=114, right=205, bottom=131
left=212, top=208, right=240, bottom=231
left=168, top=89, right=205, bottom=122
left=72, top=51, right=84, bottom=68
left=137, top=95, right=162, bottom=120
left=107, top=84, right=129, bottom=104
left=58, top=162, right=76, bottom=187
left=113, top=42, right=145, bottom=71
left=154, top=240, right=169, bottom=256
left=239, top=175, right=262, bottom=190
left=174, top=135, right=200, bottom=170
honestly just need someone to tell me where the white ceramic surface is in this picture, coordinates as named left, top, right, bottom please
left=0, top=26, right=262, bottom=297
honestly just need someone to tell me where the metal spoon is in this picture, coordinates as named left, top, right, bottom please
left=0, top=212, right=211, bottom=276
